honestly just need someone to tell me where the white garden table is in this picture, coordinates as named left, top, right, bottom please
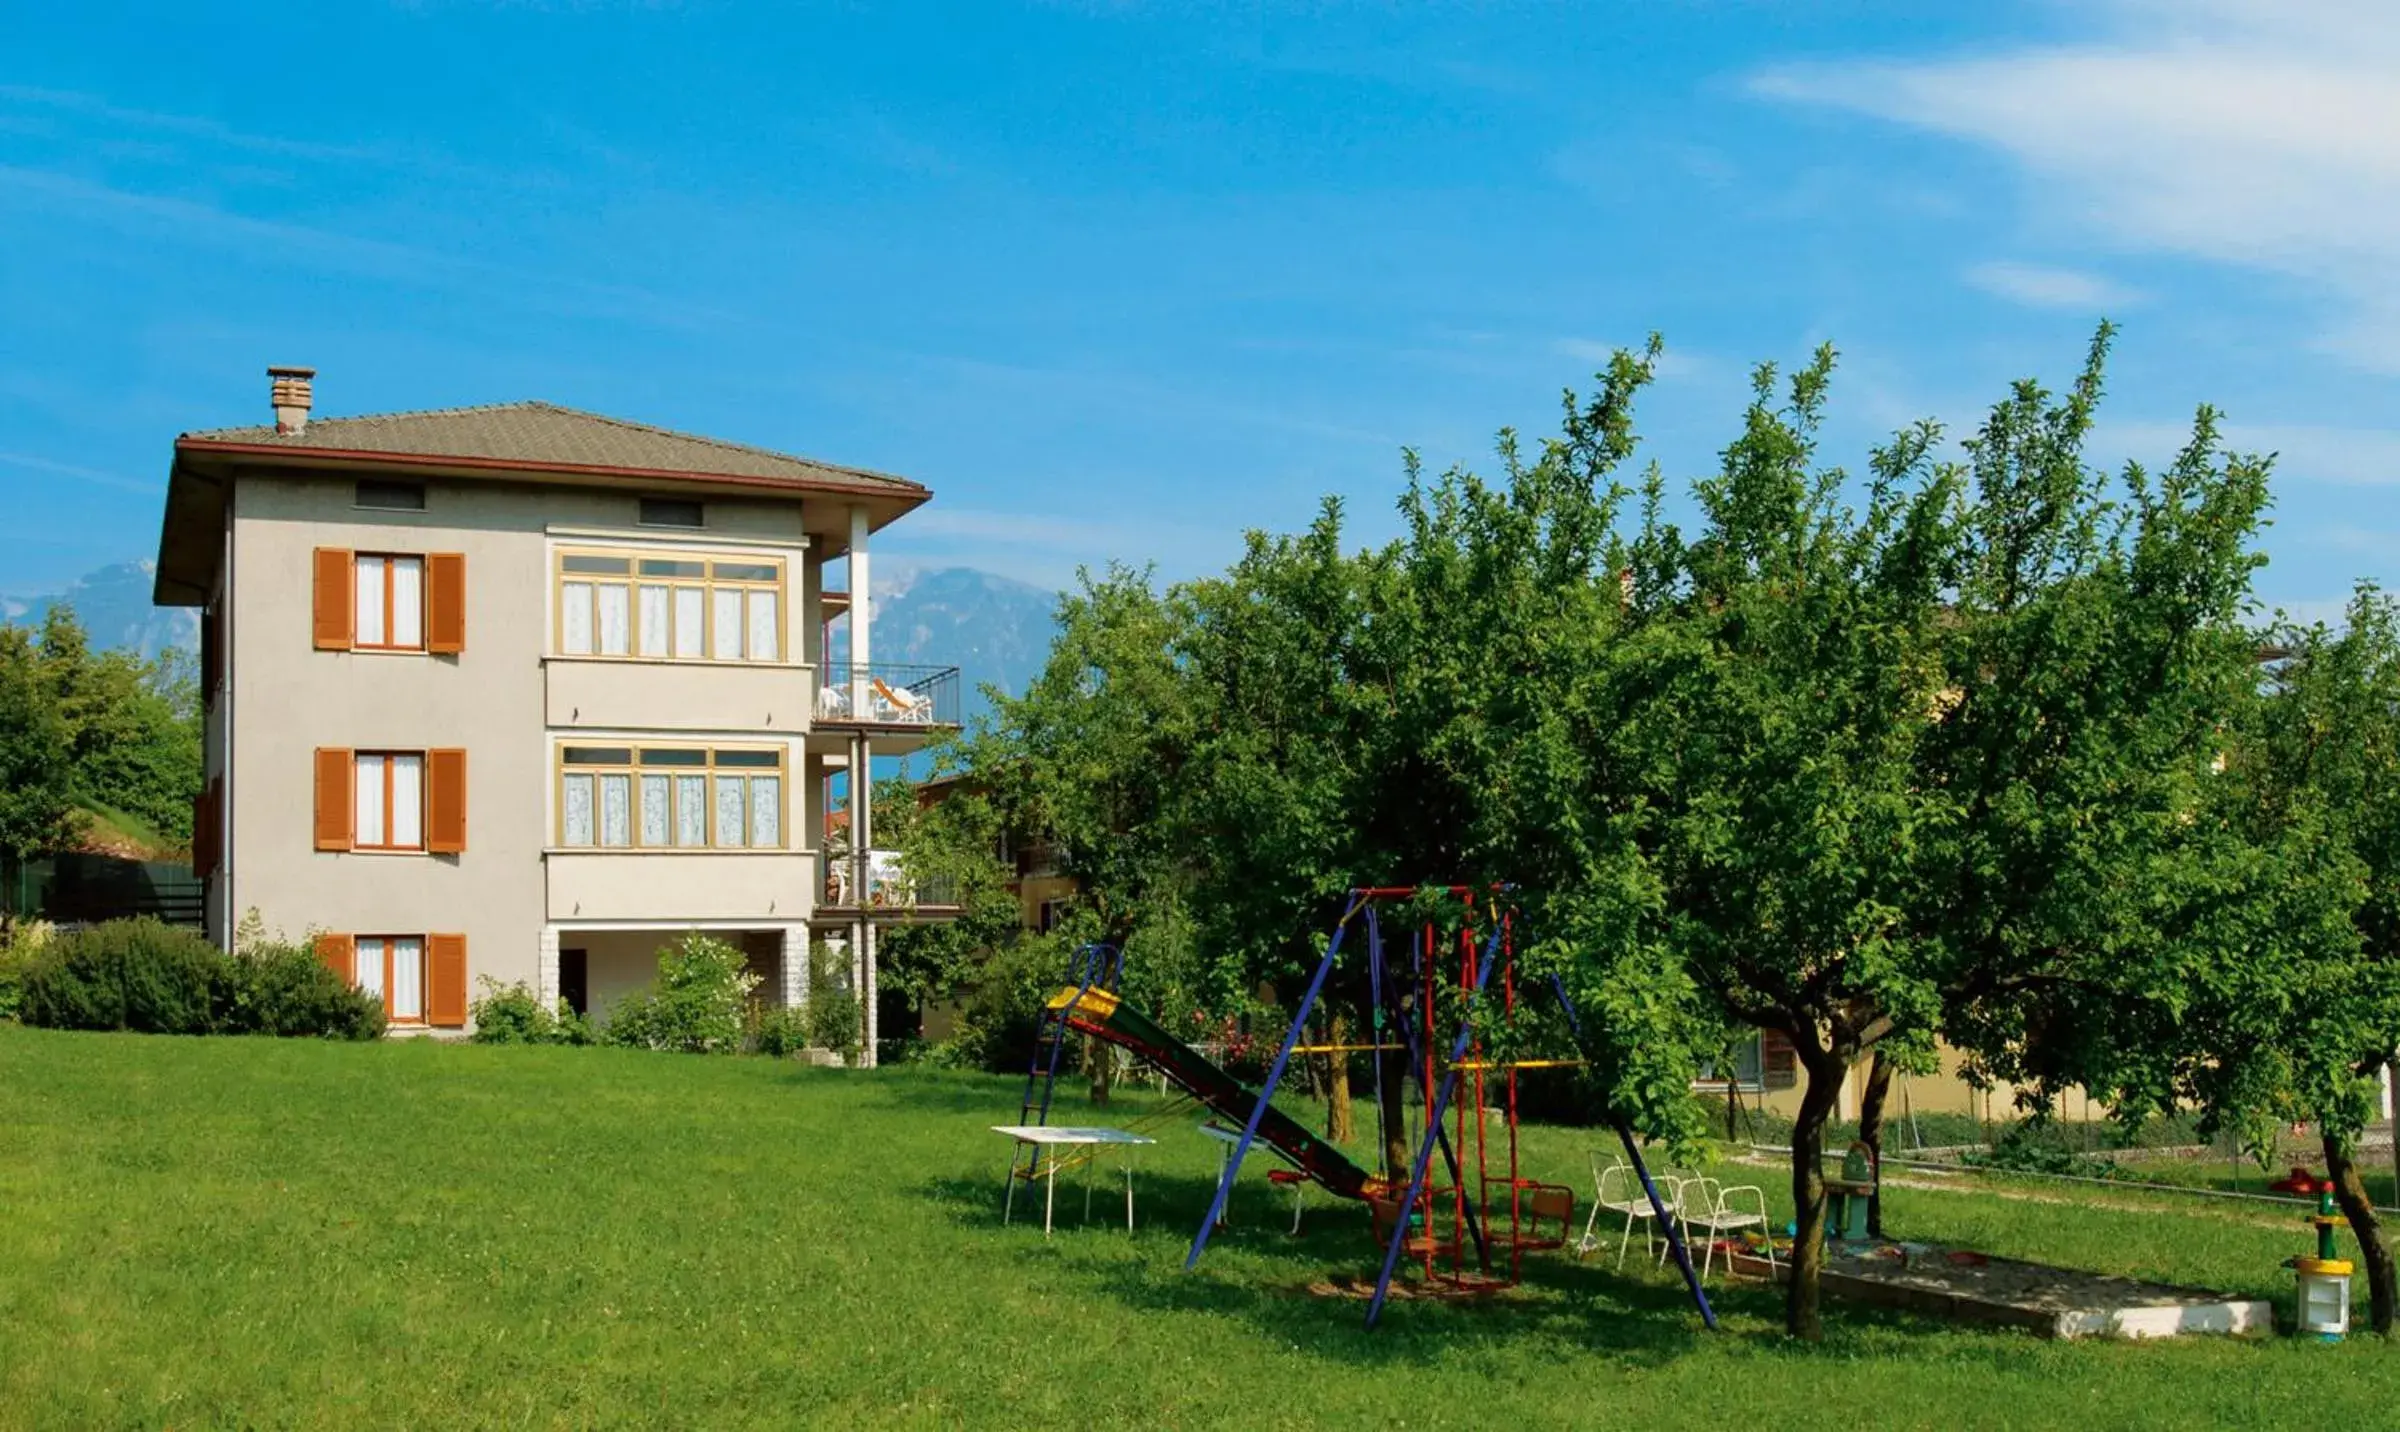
left=993, top=1125, right=1157, bottom=1237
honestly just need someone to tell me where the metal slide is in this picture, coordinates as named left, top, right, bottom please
left=1045, top=985, right=1373, bottom=1201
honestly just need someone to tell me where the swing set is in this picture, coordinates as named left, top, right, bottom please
left=1185, top=886, right=1718, bottom=1329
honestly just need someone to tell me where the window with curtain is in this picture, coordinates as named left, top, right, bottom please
left=357, top=936, right=427, bottom=1023
left=554, top=549, right=785, bottom=663
left=353, top=752, right=425, bottom=850
left=354, top=554, right=425, bottom=651
left=556, top=745, right=786, bottom=849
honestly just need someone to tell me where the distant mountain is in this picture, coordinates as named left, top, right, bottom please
left=2, top=561, right=198, bottom=663
left=864, top=565, right=1060, bottom=723
left=7, top=559, right=1062, bottom=718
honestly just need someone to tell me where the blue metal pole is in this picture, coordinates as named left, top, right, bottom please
left=1365, top=920, right=1506, bottom=1329
left=1185, top=918, right=1352, bottom=1269
left=1018, top=943, right=1108, bottom=1181
left=1546, top=973, right=1717, bottom=1330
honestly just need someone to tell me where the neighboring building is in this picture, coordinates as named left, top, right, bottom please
left=910, top=769, right=1079, bottom=933
left=155, top=366, right=960, bottom=1059
left=1695, top=1031, right=2038, bottom=1129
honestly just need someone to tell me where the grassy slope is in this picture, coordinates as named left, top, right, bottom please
left=3, top=1027, right=2396, bottom=1430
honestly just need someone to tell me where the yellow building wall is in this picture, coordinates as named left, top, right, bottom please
left=1706, top=1039, right=2097, bottom=1127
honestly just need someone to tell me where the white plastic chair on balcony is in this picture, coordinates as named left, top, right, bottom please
left=870, top=676, right=931, bottom=724
left=1678, top=1175, right=1774, bottom=1283
left=1577, top=1155, right=1683, bottom=1269
left=817, top=683, right=853, bottom=720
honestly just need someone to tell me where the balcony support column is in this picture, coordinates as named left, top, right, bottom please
left=780, top=924, right=809, bottom=1012
left=848, top=505, right=871, bottom=719
left=850, top=728, right=877, bottom=1068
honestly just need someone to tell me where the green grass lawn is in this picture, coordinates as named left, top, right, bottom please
left=5, top=1027, right=2400, bottom=1429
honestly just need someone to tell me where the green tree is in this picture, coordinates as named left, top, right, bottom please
left=0, top=625, right=78, bottom=928
left=21, top=606, right=204, bottom=846
left=1925, top=334, right=2283, bottom=1179
left=2089, top=590, right=2400, bottom=1330
left=1602, top=347, right=1960, bottom=1338
left=875, top=773, right=1033, bottom=1032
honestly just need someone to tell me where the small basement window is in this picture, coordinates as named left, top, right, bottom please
left=639, top=497, right=705, bottom=528
left=355, top=479, right=427, bottom=511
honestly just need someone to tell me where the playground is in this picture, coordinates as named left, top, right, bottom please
left=8, top=1023, right=2400, bottom=1430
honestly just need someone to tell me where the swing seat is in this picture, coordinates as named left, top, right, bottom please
left=1500, top=1182, right=1576, bottom=1253
left=1366, top=1191, right=1464, bottom=1261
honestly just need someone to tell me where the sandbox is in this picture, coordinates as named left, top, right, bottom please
left=1728, top=1242, right=2273, bottom=1339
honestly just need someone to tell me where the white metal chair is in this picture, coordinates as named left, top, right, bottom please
left=1577, top=1155, right=1682, bottom=1269
left=1678, top=1175, right=1773, bottom=1283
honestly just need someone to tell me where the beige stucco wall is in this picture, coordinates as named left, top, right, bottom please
left=546, top=658, right=814, bottom=733
left=546, top=852, right=814, bottom=923
left=222, top=468, right=826, bottom=1012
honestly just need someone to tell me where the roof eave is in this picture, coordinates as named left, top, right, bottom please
left=169, top=436, right=931, bottom=506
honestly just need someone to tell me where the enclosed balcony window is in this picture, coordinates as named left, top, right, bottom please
left=557, top=744, right=786, bottom=850
left=554, top=547, right=782, bottom=663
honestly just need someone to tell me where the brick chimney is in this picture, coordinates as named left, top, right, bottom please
left=268, top=365, right=316, bottom=434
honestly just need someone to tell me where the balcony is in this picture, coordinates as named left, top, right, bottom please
left=814, top=662, right=961, bottom=731
left=815, top=848, right=961, bottom=920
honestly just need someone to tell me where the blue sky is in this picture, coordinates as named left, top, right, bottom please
left=3, top=1, right=2393, bottom=619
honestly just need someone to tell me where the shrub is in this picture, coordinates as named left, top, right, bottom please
left=805, top=940, right=862, bottom=1066
left=750, top=1002, right=808, bottom=1059
left=942, top=938, right=1061, bottom=1073
left=231, top=941, right=386, bottom=1040
left=17, top=919, right=381, bottom=1040
left=469, top=978, right=592, bottom=1046
left=22, top=918, right=230, bottom=1033
left=603, top=933, right=757, bottom=1054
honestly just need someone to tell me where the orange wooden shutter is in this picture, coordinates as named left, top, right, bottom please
left=312, top=548, right=354, bottom=649
left=428, top=934, right=468, bottom=1027
left=427, top=748, right=467, bottom=853
left=314, top=747, right=354, bottom=851
left=426, top=552, right=466, bottom=654
left=315, top=933, right=355, bottom=982
left=1761, top=1029, right=1799, bottom=1089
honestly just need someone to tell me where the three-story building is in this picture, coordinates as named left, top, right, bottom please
left=154, top=367, right=958, bottom=1060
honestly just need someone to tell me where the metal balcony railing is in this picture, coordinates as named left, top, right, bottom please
left=816, top=848, right=960, bottom=913
left=814, top=663, right=961, bottom=729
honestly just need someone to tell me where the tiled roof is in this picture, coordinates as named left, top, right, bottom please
left=180, top=400, right=922, bottom=493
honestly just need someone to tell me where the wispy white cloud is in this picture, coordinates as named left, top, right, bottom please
left=2099, top=418, right=2400, bottom=487
left=0, top=164, right=734, bottom=333
left=0, top=449, right=161, bottom=494
left=1554, top=338, right=1712, bottom=382
left=896, top=506, right=1149, bottom=551
left=1965, top=260, right=2143, bottom=311
left=1751, top=0, right=2400, bottom=370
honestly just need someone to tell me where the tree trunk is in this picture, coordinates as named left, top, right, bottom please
left=1325, top=1011, right=1354, bottom=1145
left=1085, top=1033, right=1112, bottom=1106
left=2324, top=1132, right=2395, bottom=1336
left=1377, top=1035, right=1411, bottom=1183
left=1786, top=1049, right=1845, bottom=1341
left=1857, top=1049, right=1895, bottom=1240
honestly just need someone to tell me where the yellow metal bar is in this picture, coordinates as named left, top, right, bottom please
left=1287, top=1043, right=1408, bottom=1055
left=1448, top=1058, right=1588, bottom=1071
